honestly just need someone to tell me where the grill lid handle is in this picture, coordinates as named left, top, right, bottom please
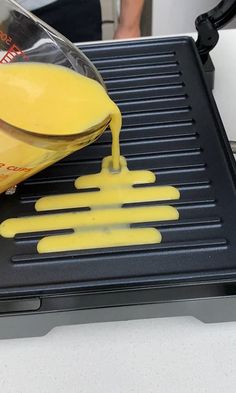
left=195, top=0, right=236, bottom=64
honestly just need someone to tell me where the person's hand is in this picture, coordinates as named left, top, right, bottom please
left=114, top=23, right=141, bottom=39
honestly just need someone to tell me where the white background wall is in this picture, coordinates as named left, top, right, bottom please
left=100, top=0, right=117, bottom=40
left=152, top=0, right=236, bottom=36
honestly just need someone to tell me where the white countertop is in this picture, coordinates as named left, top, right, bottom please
left=1, top=29, right=236, bottom=393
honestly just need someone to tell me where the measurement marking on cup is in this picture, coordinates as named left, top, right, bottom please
left=0, top=30, right=12, bottom=45
left=0, top=44, right=28, bottom=64
left=0, top=162, right=32, bottom=173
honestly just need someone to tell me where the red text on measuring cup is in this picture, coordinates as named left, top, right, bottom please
left=0, top=30, right=28, bottom=63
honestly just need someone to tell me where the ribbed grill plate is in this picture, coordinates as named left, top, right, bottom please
left=1, top=37, right=236, bottom=297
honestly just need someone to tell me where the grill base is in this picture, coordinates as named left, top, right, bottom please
left=0, top=36, right=236, bottom=329
left=1, top=293, right=236, bottom=339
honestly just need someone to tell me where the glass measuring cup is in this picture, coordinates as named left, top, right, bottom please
left=0, top=0, right=108, bottom=194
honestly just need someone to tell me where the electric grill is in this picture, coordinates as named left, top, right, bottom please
left=0, top=0, right=236, bottom=338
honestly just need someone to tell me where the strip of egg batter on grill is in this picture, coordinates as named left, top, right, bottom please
left=0, top=156, right=180, bottom=253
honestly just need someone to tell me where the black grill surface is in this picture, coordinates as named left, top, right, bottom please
left=1, top=37, right=236, bottom=298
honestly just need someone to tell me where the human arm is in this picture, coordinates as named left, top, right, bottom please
left=114, top=0, right=145, bottom=39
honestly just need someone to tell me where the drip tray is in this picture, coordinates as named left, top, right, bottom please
left=1, top=37, right=236, bottom=330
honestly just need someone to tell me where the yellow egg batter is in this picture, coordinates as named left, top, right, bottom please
left=0, top=62, right=121, bottom=192
left=0, top=156, right=180, bottom=253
